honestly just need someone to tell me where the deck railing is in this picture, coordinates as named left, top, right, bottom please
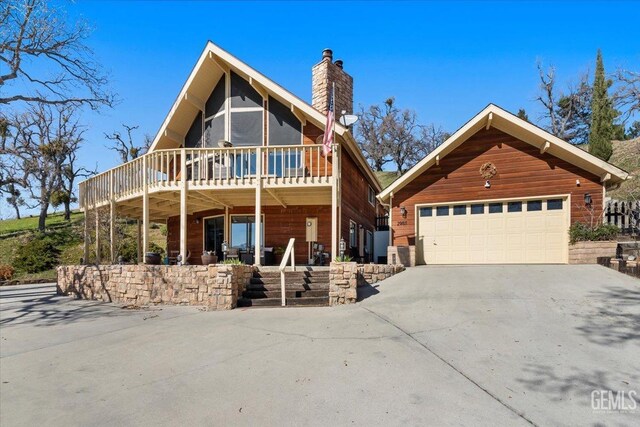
left=79, top=144, right=334, bottom=208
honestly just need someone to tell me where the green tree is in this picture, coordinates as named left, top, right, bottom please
left=516, top=108, right=529, bottom=122
left=588, top=50, right=617, bottom=160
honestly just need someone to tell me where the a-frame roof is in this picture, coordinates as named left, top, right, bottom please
left=378, top=104, right=630, bottom=201
left=148, top=41, right=381, bottom=191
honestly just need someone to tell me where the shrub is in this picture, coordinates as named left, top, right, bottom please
left=0, top=264, right=15, bottom=281
left=334, top=255, right=353, bottom=262
left=117, top=238, right=138, bottom=263
left=148, top=242, right=165, bottom=257
left=221, top=258, right=244, bottom=265
left=13, top=236, right=61, bottom=273
left=569, top=222, right=619, bottom=244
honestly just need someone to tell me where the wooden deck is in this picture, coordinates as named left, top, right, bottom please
left=79, top=144, right=335, bottom=210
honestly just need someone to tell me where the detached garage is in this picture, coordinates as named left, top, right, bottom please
left=379, top=104, right=628, bottom=265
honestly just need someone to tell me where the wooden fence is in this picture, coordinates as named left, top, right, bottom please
left=604, top=200, right=640, bottom=235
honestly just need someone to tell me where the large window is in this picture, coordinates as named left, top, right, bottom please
left=204, top=77, right=226, bottom=147
left=230, top=71, right=263, bottom=147
left=268, top=96, right=301, bottom=146
left=230, top=215, right=265, bottom=250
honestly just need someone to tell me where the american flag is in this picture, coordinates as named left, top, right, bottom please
left=322, top=83, right=335, bottom=156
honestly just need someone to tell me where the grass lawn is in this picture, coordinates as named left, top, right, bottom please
left=0, top=212, right=84, bottom=235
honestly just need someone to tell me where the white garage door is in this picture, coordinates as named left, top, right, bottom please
left=417, top=197, right=569, bottom=264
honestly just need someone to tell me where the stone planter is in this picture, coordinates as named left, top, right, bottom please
left=145, top=252, right=161, bottom=265
left=201, top=254, right=218, bottom=265
left=569, top=241, right=618, bottom=264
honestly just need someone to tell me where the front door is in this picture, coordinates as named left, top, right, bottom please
left=204, top=216, right=225, bottom=258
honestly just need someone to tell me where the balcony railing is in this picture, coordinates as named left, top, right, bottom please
left=79, top=144, right=335, bottom=208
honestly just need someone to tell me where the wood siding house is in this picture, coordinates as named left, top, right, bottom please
left=79, top=43, right=381, bottom=266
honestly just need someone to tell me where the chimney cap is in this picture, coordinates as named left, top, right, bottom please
left=334, top=59, right=343, bottom=69
left=322, top=48, right=333, bottom=60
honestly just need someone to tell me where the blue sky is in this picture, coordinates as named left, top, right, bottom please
left=2, top=1, right=639, bottom=218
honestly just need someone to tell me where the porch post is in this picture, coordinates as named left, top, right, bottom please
left=180, top=148, right=188, bottom=262
left=136, top=220, right=142, bottom=263
left=388, top=192, right=393, bottom=245
left=82, top=183, right=89, bottom=264
left=109, top=170, right=116, bottom=263
left=95, top=205, right=100, bottom=264
left=254, top=147, right=262, bottom=266
left=331, top=144, right=338, bottom=258
left=142, top=155, right=150, bottom=260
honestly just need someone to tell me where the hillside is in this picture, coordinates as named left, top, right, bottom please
left=579, top=138, right=640, bottom=200
left=0, top=212, right=166, bottom=283
left=375, top=171, right=400, bottom=189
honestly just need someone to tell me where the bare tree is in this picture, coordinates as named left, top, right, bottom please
left=57, top=130, right=94, bottom=220
left=0, top=0, right=115, bottom=109
left=613, top=69, right=640, bottom=121
left=355, top=102, right=393, bottom=171
left=1, top=103, right=83, bottom=230
left=536, top=62, right=592, bottom=144
left=105, top=124, right=151, bottom=163
left=417, top=124, right=448, bottom=159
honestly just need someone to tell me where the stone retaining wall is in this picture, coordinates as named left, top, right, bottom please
left=329, top=262, right=405, bottom=306
left=57, top=264, right=254, bottom=310
left=387, top=246, right=416, bottom=267
left=568, top=241, right=618, bottom=264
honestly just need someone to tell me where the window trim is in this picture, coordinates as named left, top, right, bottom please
left=368, top=186, right=376, bottom=207
left=349, top=220, right=358, bottom=248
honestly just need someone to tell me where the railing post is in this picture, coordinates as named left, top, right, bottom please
left=254, top=146, right=262, bottom=266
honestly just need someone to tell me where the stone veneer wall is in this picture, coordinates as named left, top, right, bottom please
left=329, top=262, right=405, bottom=306
left=568, top=241, right=618, bottom=264
left=57, top=264, right=254, bottom=310
left=387, top=246, right=416, bottom=267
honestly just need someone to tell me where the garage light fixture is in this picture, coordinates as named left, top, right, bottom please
left=400, top=206, right=407, bottom=218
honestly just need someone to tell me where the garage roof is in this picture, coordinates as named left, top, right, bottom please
left=378, top=104, right=630, bottom=201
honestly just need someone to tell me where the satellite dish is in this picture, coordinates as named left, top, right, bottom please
left=316, top=134, right=325, bottom=145
left=339, top=114, right=359, bottom=127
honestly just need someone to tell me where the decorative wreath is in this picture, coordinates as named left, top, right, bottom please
left=479, top=162, right=497, bottom=179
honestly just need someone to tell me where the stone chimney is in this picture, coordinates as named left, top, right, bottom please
left=312, top=48, right=353, bottom=117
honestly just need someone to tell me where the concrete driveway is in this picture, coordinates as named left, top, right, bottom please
left=1, top=265, right=638, bottom=426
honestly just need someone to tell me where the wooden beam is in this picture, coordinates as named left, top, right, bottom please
left=208, top=52, right=229, bottom=72
left=164, top=128, right=183, bottom=145
left=486, top=112, right=493, bottom=130
left=290, top=105, right=307, bottom=126
left=193, top=190, right=231, bottom=208
left=265, top=188, right=287, bottom=208
left=540, top=141, right=551, bottom=154
left=249, top=77, right=268, bottom=99
left=601, top=172, right=611, bottom=183
left=184, top=92, right=205, bottom=111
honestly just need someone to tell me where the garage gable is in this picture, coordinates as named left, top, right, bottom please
left=379, top=104, right=629, bottom=203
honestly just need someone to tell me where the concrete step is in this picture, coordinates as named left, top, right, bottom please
left=253, top=272, right=330, bottom=279
left=242, top=289, right=328, bottom=299
left=249, top=277, right=328, bottom=285
left=245, top=283, right=329, bottom=292
left=238, top=296, right=329, bottom=308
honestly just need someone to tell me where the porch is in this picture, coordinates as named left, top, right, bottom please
left=78, top=144, right=340, bottom=266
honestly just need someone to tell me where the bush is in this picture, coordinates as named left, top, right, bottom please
left=13, top=236, right=61, bottom=273
left=148, top=242, right=165, bottom=257
left=0, top=264, right=15, bottom=281
left=569, top=222, right=619, bottom=244
left=334, top=255, right=353, bottom=262
left=221, top=258, right=244, bottom=265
